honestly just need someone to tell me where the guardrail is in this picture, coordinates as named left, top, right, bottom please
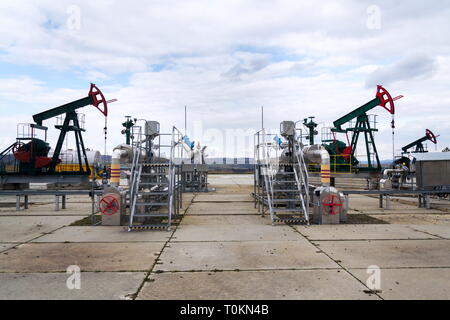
left=0, top=189, right=103, bottom=212
left=341, top=189, right=450, bottom=210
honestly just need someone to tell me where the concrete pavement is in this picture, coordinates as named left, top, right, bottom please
left=0, top=174, right=449, bottom=299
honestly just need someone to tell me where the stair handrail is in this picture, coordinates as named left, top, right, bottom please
left=128, top=164, right=142, bottom=230
left=168, top=126, right=184, bottom=226
left=293, top=137, right=310, bottom=223
left=261, top=129, right=276, bottom=219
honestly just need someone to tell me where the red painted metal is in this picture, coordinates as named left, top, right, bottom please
left=342, top=146, right=352, bottom=161
left=375, top=85, right=403, bottom=115
left=34, top=157, right=53, bottom=168
left=13, top=150, right=30, bottom=163
left=426, top=129, right=437, bottom=144
left=13, top=151, right=54, bottom=168
left=13, top=143, right=58, bottom=168
left=89, top=83, right=108, bottom=116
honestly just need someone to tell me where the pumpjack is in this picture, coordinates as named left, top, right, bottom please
left=392, top=129, right=439, bottom=169
left=0, top=83, right=115, bottom=184
left=326, top=85, right=403, bottom=173
left=402, top=129, right=438, bottom=154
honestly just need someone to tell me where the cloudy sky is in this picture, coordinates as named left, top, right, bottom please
left=1, top=0, right=449, bottom=160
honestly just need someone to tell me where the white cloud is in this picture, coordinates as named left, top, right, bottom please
left=366, top=54, right=438, bottom=87
left=1, top=0, right=450, bottom=158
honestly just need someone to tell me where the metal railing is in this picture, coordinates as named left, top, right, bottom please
left=254, top=129, right=310, bottom=224
left=293, top=137, right=310, bottom=223
left=308, top=154, right=353, bottom=174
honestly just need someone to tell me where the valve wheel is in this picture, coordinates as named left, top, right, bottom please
left=89, top=83, right=108, bottom=116
left=426, top=129, right=437, bottom=144
left=99, top=195, right=119, bottom=216
left=322, top=194, right=343, bottom=215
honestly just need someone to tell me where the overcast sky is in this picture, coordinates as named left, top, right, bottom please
left=1, top=0, right=449, bottom=159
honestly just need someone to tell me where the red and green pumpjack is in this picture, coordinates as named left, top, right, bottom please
left=0, top=84, right=114, bottom=176
left=329, top=85, right=403, bottom=173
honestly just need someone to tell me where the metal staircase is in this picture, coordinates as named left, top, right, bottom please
left=254, top=128, right=310, bottom=225
left=128, top=126, right=182, bottom=231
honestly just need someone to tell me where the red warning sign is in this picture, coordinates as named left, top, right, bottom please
left=99, top=195, right=119, bottom=216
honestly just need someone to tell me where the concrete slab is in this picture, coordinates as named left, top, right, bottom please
left=181, top=194, right=196, bottom=202
left=186, top=209, right=257, bottom=215
left=314, top=239, right=450, bottom=268
left=186, top=204, right=258, bottom=215
left=0, top=203, right=93, bottom=216
left=138, top=270, right=378, bottom=300
left=181, top=214, right=268, bottom=225
left=408, top=225, right=450, bottom=239
left=174, top=215, right=301, bottom=242
left=0, top=244, right=16, bottom=253
left=186, top=202, right=258, bottom=213
left=359, top=209, right=444, bottom=215
left=0, top=242, right=165, bottom=272
left=208, top=174, right=253, bottom=186
left=295, top=224, right=437, bottom=241
left=173, top=225, right=301, bottom=242
left=194, top=194, right=253, bottom=202
left=32, top=226, right=172, bottom=243
left=0, top=272, right=145, bottom=300
left=350, top=268, right=450, bottom=300
left=0, top=216, right=86, bottom=243
left=370, top=214, right=450, bottom=225
left=156, top=240, right=338, bottom=271
left=210, top=185, right=254, bottom=194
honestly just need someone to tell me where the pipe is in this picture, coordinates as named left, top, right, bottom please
left=302, top=144, right=331, bottom=186
left=383, top=168, right=406, bottom=177
left=110, top=144, right=133, bottom=187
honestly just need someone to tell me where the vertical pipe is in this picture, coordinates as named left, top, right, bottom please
left=54, top=195, right=60, bottom=211
left=385, top=195, right=391, bottom=210
left=320, top=163, right=331, bottom=186
left=185, top=105, right=187, bottom=136
left=110, top=150, right=122, bottom=187
left=261, top=106, right=264, bottom=130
